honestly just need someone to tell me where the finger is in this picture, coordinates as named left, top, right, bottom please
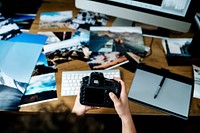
left=113, top=78, right=127, bottom=95
left=113, top=77, right=121, bottom=82
left=109, top=92, right=120, bottom=105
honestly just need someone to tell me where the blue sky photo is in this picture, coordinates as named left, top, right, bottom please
left=0, top=40, right=43, bottom=83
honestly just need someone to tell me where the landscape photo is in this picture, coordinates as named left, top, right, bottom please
left=87, top=52, right=129, bottom=70
left=89, top=26, right=148, bottom=57
left=19, top=73, right=57, bottom=106
left=38, top=31, right=72, bottom=44
left=39, top=11, right=72, bottom=29
left=0, top=18, right=22, bottom=40
left=0, top=40, right=43, bottom=110
left=68, top=10, right=109, bottom=30
left=32, top=52, right=57, bottom=76
left=11, top=14, right=36, bottom=31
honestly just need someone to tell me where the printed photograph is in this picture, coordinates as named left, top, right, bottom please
left=39, top=11, right=72, bottom=29
left=68, top=10, right=109, bottom=30
left=193, top=65, right=200, bottom=99
left=162, top=38, right=192, bottom=55
left=0, top=40, right=43, bottom=110
left=45, top=45, right=85, bottom=67
left=43, top=37, right=83, bottom=67
left=89, top=26, right=148, bottom=57
left=0, top=70, right=27, bottom=110
left=32, top=52, right=57, bottom=76
left=87, top=52, right=129, bottom=70
left=0, top=18, right=22, bottom=40
left=11, top=14, right=36, bottom=31
left=19, top=73, right=57, bottom=106
left=38, top=31, right=72, bottom=44
left=72, top=28, right=90, bottom=46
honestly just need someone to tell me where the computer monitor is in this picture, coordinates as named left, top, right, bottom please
left=75, top=0, right=197, bottom=33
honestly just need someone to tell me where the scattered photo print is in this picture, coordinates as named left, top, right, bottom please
left=38, top=31, right=72, bottom=44
left=45, top=44, right=84, bottom=67
left=32, top=52, right=57, bottom=76
left=19, top=73, right=57, bottom=106
left=192, top=65, right=200, bottom=99
left=0, top=18, right=22, bottom=40
left=72, top=28, right=90, bottom=45
left=11, top=14, right=36, bottom=31
left=68, top=10, right=109, bottom=30
left=0, top=40, right=43, bottom=110
left=0, top=69, right=28, bottom=110
left=162, top=38, right=192, bottom=55
left=89, top=26, right=148, bottom=57
left=87, top=52, right=129, bottom=70
left=39, top=11, right=72, bottom=29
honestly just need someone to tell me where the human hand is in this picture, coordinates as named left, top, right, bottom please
left=72, top=92, right=100, bottom=115
left=109, top=78, right=131, bottom=120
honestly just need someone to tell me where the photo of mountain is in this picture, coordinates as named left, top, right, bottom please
left=39, top=11, right=72, bottom=29
left=11, top=14, right=36, bottom=31
left=0, top=39, right=44, bottom=110
left=32, top=52, right=57, bottom=76
left=19, top=73, right=57, bottom=106
left=38, top=31, right=72, bottom=44
left=0, top=70, right=27, bottom=110
left=87, top=52, right=129, bottom=70
left=0, top=18, right=21, bottom=40
left=89, top=26, right=149, bottom=57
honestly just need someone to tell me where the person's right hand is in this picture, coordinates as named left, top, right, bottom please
left=109, top=78, right=137, bottom=133
left=109, top=78, right=131, bottom=120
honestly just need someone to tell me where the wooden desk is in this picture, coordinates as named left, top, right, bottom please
left=20, top=0, right=200, bottom=116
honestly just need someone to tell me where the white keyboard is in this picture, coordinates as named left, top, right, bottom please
left=61, top=69, right=120, bottom=96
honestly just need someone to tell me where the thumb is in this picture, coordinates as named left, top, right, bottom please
left=109, top=92, right=119, bottom=104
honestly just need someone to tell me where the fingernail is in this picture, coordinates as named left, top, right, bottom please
left=109, top=92, right=114, bottom=97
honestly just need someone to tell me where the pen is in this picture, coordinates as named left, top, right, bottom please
left=154, top=76, right=166, bottom=99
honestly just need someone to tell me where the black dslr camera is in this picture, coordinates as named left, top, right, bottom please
left=80, top=72, right=121, bottom=107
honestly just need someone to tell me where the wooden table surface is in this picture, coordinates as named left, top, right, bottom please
left=20, top=0, right=200, bottom=116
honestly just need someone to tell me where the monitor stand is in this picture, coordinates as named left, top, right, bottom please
left=112, top=18, right=133, bottom=26
left=112, top=18, right=170, bottom=38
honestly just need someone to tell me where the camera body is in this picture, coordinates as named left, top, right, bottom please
left=80, top=72, right=121, bottom=107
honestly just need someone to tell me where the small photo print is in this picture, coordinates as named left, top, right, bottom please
left=43, top=37, right=82, bottom=67
left=87, top=52, right=129, bottom=70
left=192, top=65, right=200, bottom=99
left=39, top=11, right=72, bottom=29
left=162, top=38, right=192, bottom=54
left=11, top=14, right=36, bottom=31
left=72, top=28, right=90, bottom=45
left=32, top=52, right=57, bottom=76
left=68, top=10, right=109, bottom=30
left=38, top=31, right=72, bottom=44
left=19, top=73, right=57, bottom=106
left=0, top=18, right=21, bottom=40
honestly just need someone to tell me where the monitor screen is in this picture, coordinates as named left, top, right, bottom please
left=75, top=0, right=197, bottom=33
left=109, top=0, right=190, bottom=17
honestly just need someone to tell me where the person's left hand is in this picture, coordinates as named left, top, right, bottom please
left=72, top=92, right=100, bottom=115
